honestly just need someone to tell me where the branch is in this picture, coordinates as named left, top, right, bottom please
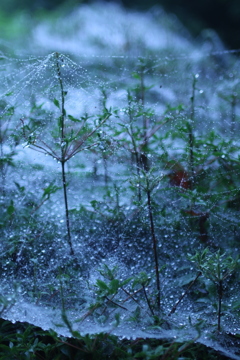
left=168, top=271, right=202, bottom=316
left=66, top=115, right=110, bottom=159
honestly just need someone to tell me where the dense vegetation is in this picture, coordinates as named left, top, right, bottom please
left=0, top=4, right=240, bottom=359
left=0, top=318, right=236, bottom=360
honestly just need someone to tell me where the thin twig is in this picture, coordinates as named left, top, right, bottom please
left=143, top=284, right=155, bottom=316
left=139, top=117, right=172, bottom=149
left=28, top=142, right=59, bottom=160
left=122, top=286, right=144, bottom=302
left=218, top=279, right=223, bottom=332
left=146, top=181, right=160, bottom=311
left=77, top=304, right=101, bottom=323
left=39, top=139, right=60, bottom=158
left=105, top=296, right=128, bottom=310
left=67, top=115, right=110, bottom=159
left=121, top=287, right=139, bottom=305
left=168, top=271, right=202, bottom=316
left=61, top=160, right=74, bottom=255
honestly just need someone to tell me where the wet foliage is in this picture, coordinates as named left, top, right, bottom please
left=0, top=3, right=240, bottom=359
left=0, top=317, right=237, bottom=360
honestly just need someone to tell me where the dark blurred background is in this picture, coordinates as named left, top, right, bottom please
left=1, top=0, right=240, bottom=50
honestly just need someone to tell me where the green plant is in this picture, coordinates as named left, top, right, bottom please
left=21, top=52, right=111, bottom=255
left=132, top=271, right=154, bottom=316
left=188, top=74, right=198, bottom=193
left=0, top=316, right=235, bottom=360
left=81, top=265, right=133, bottom=324
left=0, top=100, right=17, bottom=196
left=188, top=248, right=239, bottom=331
left=116, top=80, right=172, bottom=202
left=130, top=168, right=163, bottom=311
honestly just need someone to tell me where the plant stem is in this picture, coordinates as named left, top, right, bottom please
left=218, top=279, right=223, bottom=332
left=61, top=161, right=74, bottom=255
left=55, top=52, right=74, bottom=255
left=103, top=155, right=108, bottom=187
left=146, top=178, right=160, bottom=311
left=188, top=75, right=197, bottom=191
left=129, top=149, right=143, bottom=201
left=139, top=66, right=149, bottom=172
left=168, top=271, right=202, bottom=316
left=127, top=92, right=142, bottom=202
left=55, top=53, right=65, bottom=141
left=231, top=94, right=236, bottom=137
left=105, top=296, right=128, bottom=310
left=143, top=284, right=155, bottom=316
left=59, top=278, right=65, bottom=314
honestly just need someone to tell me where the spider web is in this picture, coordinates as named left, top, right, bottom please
left=0, top=3, right=240, bottom=357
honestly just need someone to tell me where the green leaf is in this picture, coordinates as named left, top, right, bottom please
left=42, top=183, right=61, bottom=199
left=53, top=98, right=60, bottom=108
left=68, top=114, right=81, bottom=123
left=14, top=182, right=25, bottom=193
left=113, top=312, right=121, bottom=327
left=109, top=279, right=120, bottom=293
left=96, top=280, right=109, bottom=291
left=7, top=201, right=15, bottom=216
left=90, top=200, right=98, bottom=209
left=132, top=72, right=141, bottom=80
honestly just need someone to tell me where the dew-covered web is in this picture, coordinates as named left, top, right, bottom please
left=1, top=4, right=240, bottom=358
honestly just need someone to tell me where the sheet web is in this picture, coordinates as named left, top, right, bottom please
left=0, top=47, right=240, bottom=358
left=1, top=51, right=240, bottom=242
left=1, top=49, right=240, bottom=213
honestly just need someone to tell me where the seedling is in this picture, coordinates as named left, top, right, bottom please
left=21, top=52, right=111, bottom=255
left=130, top=168, right=163, bottom=311
left=188, top=248, right=239, bottom=331
left=132, top=271, right=155, bottom=316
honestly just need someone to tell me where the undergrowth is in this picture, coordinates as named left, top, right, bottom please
left=0, top=48, right=240, bottom=359
left=0, top=318, right=235, bottom=360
